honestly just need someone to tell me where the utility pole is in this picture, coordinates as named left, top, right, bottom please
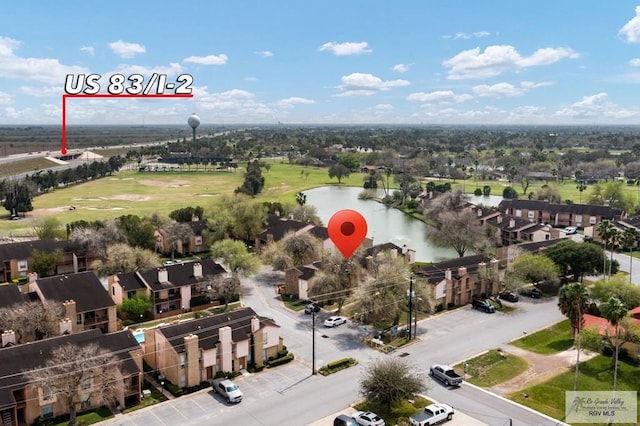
left=312, top=308, right=316, bottom=375
left=407, top=275, right=414, bottom=340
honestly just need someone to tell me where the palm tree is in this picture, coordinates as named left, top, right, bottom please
left=600, top=297, right=628, bottom=394
left=621, top=227, right=639, bottom=284
left=596, top=220, right=616, bottom=280
left=558, top=283, right=590, bottom=396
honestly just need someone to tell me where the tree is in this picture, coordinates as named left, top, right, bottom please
left=236, top=160, right=265, bottom=196
left=206, top=194, right=267, bottom=243
left=596, top=220, right=617, bottom=280
left=328, top=164, right=351, bottom=184
left=91, top=244, right=161, bottom=276
left=288, top=204, right=323, bottom=225
left=592, top=276, right=640, bottom=309
left=118, top=295, right=152, bottom=319
left=309, top=251, right=362, bottom=313
left=209, top=239, right=260, bottom=277
left=359, top=357, right=426, bottom=415
left=169, top=206, right=204, bottom=222
left=544, top=240, right=606, bottom=282
left=206, top=274, right=240, bottom=310
left=295, top=192, right=306, bottom=206
left=69, top=220, right=125, bottom=260
left=600, top=297, right=630, bottom=394
left=31, top=249, right=62, bottom=278
left=558, top=283, right=591, bottom=338
left=24, top=343, right=123, bottom=426
left=425, top=210, right=490, bottom=258
left=0, top=301, right=64, bottom=343
left=31, top=217, right=65, bottom=240
left=2, top=179, right=35, bottom=217
left=116, top=215, right=156, bottom=250
left=511, top=253, right=560, bottom=291
left=620, top=227, right=639, bottom=284
left=160, top=221, right=194, bottom=259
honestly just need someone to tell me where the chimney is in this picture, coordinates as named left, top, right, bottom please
left=193, top=262, right=203, bottom=279
left=1, top=330, right=15, bottom=347
left=458, top=266, right=467, bottom=276
left=158, top=268, right=168, bottom=283
left=477, top=209, right=483, bottom=217
left=28, top=272, right=38, bottom=283
left=497, top=215, right=503, bottom=224
left=490, top=258, right=499, bottom=270
left=251, top=316, right=260, bottom=333
left=401, top=244, right=408, bottom=255
left=63, top=300, right=77, bottom=323
left=445, top=268, right=452, bottom=281
left=390, top=249, right=398, bottom=258
left=59, top=318, right=72, bottom=335
left=509, top=218, right=515, bottom=228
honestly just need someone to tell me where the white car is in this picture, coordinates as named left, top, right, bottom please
left=324, top=316, right=347, bottom=327
left=563, top=226, right=577, bottom=235
left=353, top=411, right=385, bottom=426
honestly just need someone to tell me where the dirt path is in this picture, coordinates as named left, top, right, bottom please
left=490, top=345, right=598, bottom=396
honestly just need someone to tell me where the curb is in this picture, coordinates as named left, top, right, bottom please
left=462, top=381, right=570, bottom=426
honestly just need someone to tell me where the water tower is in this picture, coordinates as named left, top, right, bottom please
left=187, top=113, right=200, bottom=146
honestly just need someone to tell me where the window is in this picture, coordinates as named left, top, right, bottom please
left=575, top=215, right=582, bottom=224
left=76, top=314, right=82, bottom=325
left=180, top=353, right=186, bottom=368
left=263, top=331, right=268, bottom=345
left=17, top=260, right=28, bottom=271
left=42, top=404, right=53, bottom=419
left=590, top=216, right=597, bottom=224
left=179, top=374, right=186, bottom=388
left=81, top=378, right=91, bottom=390
left=195, top=236, right=203, bottom=245
left=515, top=209, right=522, bottom=217
left=112, top=287, right=116, bottom=296
left=527, top=211, right=534, bottom=219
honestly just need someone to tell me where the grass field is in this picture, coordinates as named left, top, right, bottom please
left=0, top=156, right=61, bottom=177
left=455, top=349, right=529, bottom=387
left=0, top=162, right=365, bottom=236
left=510, top=320, right=574, bottom=355
left=509, top=355, right=640, bottom=426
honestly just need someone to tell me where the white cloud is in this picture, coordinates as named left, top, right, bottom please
left=443, top=31, right=490, bottom=40
left=80, top=46, right=94, bottom=56
left=18, top=86, right=61, bottom=97
left=275, top=97, right=316, bottom=107
left=0, top=91, right=11, bottom=105
left=630, top=58, right=640, bottom=67
left=319, top=41, right=372, bottom=56
left=407, top=90, right=472, bottom=103
left=473, top=82, right=523, bottom=97
left=183, top=54, right=228, bottom=65
left=443, top=45, right=579, bottom=79
left=619, top=6, right=640, bottom=43
left=374, top=104, right=393, bottom=111
left=256, top=50, right=273, bottom=58
left=108, top=40, right=146, bottom=58
left=392, top=63, right=410, bottom=73
left=554, top=93, right=637, bottom=119
left=473, top=31, right=490, bottom=38
left=112, top=62, right=183, bottom=77
left=0, top=36, right=89, bottom=85
left=520, top=81, right=554, bottom=89
left=335, top=73, right=409, bottom=96
left=192, top=87, right=275, bottom=121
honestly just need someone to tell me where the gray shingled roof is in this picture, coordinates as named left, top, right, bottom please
left=412, top=254, right=492, bottom=284
left=0, top=239, right=68, bottom=263
left=0, top=283, right=27, bottom=308
left=156, top=307, right=278, bottom=352
left=35, top=271, right=115, bottom=312
left=137, top=259, right=227, bottom=291
left=0, top=329, right=140, bottom=409
left=498, top=199, right=623, bottom=218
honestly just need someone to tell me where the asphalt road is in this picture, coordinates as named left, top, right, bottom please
left=100, top=267, right=569, bottom=426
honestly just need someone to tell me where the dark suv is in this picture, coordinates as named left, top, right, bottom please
left=304, top=302, right=320, bottom=314
left=472, top=298, right=495, bottom=313
left=519, top=287, right=543, bottom=298
left=498, top=291, right=519, bottom=302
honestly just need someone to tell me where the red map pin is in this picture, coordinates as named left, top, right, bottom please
left=328, top=209, right=368, bottom=259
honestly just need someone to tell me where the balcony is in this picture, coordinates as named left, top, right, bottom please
left=83, top=315, right=109, bottom=326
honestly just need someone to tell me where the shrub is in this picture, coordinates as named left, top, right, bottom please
left=163, top=381, right=183, bottom=397
left=266, top=352, right=294, bottom=368
left=318, top=357, right=357, bottom=376
left=435, top=303, right=444, bottom=313
left=122, top=319, right=135, bottom=327
left=474, top=188, right=482, bottom=195
left=447, top=302, right=457, bottom=310
left=503, top=186, right=518, bottom=199
left=248, top=363, right=265, bottom=373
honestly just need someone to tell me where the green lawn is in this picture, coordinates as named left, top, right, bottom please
left=455, top=349, right=528, bottom=387
left=509, top=355, right=640, bottom=426
left=52, top=406, right=113, bottom=425
left=121, top=380, right=169, bottom=414
left=0, top=156, right=61, bottom=178
left=1, top=162, right=366, bottom=236
left=510, top=320, right=574, bottom=355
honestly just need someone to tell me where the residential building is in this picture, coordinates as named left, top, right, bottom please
left=283, top=261, right=323, bottom=299
left=108, top=259, right=228, bottom=319
left=413, top=255, right=500, bottom=308
left=143, top=307, right=282, bottom=388
left=498, top=199, right=625, bottom=228
left=155, top=220, right=209, bottom=255
left=0, top=329, right=142, bottom=426
left=496, top=238, right=570, bottom=270
left=25, top=272, right=118, bottom=334
left=360, top=242, right=416, bottom=267
left=486, top=214, right=552, bottom=246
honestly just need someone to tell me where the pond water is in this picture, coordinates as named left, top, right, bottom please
left=304, top=186, right=448, bottom=263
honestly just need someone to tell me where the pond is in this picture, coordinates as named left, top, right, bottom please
left=305, top=186, right=488, bottom=263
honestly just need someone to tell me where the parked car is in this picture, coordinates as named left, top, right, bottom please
left=324, top=316, right=347, bottom=327
left=410, top=403, right=454, bottom=426
left=210, top=378, right=243, bottom=403
left=305, top=302, right=320, bottom=314
left=471, top=298, right=495, bottom=313
left=519, top=287, right=543, bottom=298
left=429, top=364, right=463, bottom=387
left=498, top=291, right=519, bottom=302
left=563, top=226, right=578, bottom=235
left=334, top=414, right=358, bottom=426
left=352, top=411, right=385, bottom=426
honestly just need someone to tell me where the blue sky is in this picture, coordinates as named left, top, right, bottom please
left=3, top=1, right=640, bottom=125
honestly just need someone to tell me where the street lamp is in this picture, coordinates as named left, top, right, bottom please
left=407, top=275, right=415, bottom=340
left=311, top=307, right=316, bottom=375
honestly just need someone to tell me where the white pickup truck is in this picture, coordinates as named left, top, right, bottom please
left=410, top=403, right=454, bottom=426
left=211, top=378, right=243, bottom=403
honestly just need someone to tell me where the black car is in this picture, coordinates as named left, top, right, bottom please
left=498, top=291, right=519, bottom=302
left=519, top=287, right=543, bottom=298
left=304, top=302, right=320, bottom=314
left=471, top=298, right=496, bottom=313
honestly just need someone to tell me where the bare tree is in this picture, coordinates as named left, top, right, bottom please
left=425, top=210, right=490, bottom=257
left=0, top=301, right=64, bottom=343
left=24, top=343, right=123, bottom=426
left=91, top=243, right=161, bottom=276
left=205, top=274, right=240, bottom=310
left=160, top=222, right=194, bottom=260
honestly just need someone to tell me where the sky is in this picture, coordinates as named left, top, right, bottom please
left=3, top=1, right=640, bottom=126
